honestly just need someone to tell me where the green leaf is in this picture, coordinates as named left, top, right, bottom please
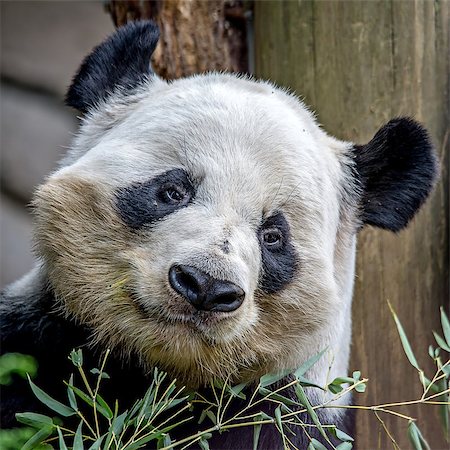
left=96, top=393, right=113, bottom=419
left=90, top=368, right=110, bottom=379
left=433, top=331, right=450, bottom=352
left=327, top=376, right=354, bottom=394
left=198, top=433, right=212, bottom=450
left=57, top=427, right=68, bottom=450
left=125, top=432, right=164, bottom=450
left=259, top=369, right=292, bottom=388
left=111, top=410, right=128, bottom=436
left=198, top=408, right=208, bottom=425
left=308, top=438, right=328, bottom=450
left=437, top=379, right=449, bottom=438
left=336, top=443, right=353, bottom=450
left=15, top=412, right=53, bottom=429
left=28, top=375, right=75, bottom=417
left=73, top=421, right=84, bottom=450
left=408, top=421, right=430, bottom=450
left=228, top=381, right=247, bottom=399
left=297, top=375, right=325, bottom=390
left=428, top=345, right=435, bottom=358
left=21, top=426, right=53, bottom=450
left=274, top=405, right=282, bottom=429
left=258, top=387, right=299, bottom=406
left=330, top=427, right=354, bottom=442
left=67, top=374, right=78, bottom=410
left=206, top=410, right=217, bottom=425
left=70, top=349, right=83, bottom=367
left=294, top=348, right=328, bottom=378
left=441, top=307, right=450, bottom=348
left=352, top=371, right=361, bottom=381
left=157, top=434, right=172, bottom=449
left=354, top=382, right=366, bottom=393
left=328, top=383, right=343, bottom=394
left=389, top=301, right=421, bottom=371
left=294, top=384, right=330, bottom=445
left=67, top=384, right=112, bottom=419
left=253, top=413, right=264, bottom=450
left=87, top=435, right=105, bottom=450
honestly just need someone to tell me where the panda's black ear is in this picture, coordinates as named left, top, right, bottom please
left=353, top=118, right=438, bottom=232
left=66, top=20, right=160, bottom=114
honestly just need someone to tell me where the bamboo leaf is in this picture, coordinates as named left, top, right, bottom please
left=336, top=443, right=353, bottom=450
left=199, top=437, right=211, bottom=450
left=258, top=387, right=299, bottom=406
left=206, top=410, right=217, bottom=425
left=67, top=384, right=112, bottom=419
left=253, top=413, right=264, bottom=450
left=274, top=405, right=282, bottom=429
left=433, top=331, right=450, bottom=352
left=70, top=349, right=83, bottom=367
left=259, top=370, right=291, bottom=388
left=87, top=435, right=105, bottom=450
left=297, top=375, right=325, bottom=390
left=294, top=348, right=328, bottom=378
left=228, top=381, right=247, bottom=399
left=308, top=438, right=328, bottom=450
left=157, top=434, right=172, bottom=449
left=67, top=374, right=78, bottom=410
left=388, top=301, right=421, bottom=371
left=294, top=384, right=330, bottom=444
left=408, top=421, right=430, bottom=450
left=90, top=368, right=110, bottom=379
left=21, top=426, right=53, bottom=450
left=15, top=412, right=53, bottom=429
left=330, top=427, right=354, bottom=442
left=57, top=427, right=69, bottom=450
left=28, top=375, right=75, bottom=417
left=440, top=307, right=450, bottom=348
left=96, top=393, right=113, bottom=419
left=73, top=421, right=84, bottom=450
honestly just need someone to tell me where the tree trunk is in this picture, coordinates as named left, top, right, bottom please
left=105, top=0, right=249, bottom=78
left=255, top=1, right=449, bottom=448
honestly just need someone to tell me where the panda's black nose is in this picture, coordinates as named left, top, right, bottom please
left=168, top=264, right=245, bottom=312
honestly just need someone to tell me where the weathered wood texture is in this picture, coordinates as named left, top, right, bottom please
left=255, top=0, right=449, bottom=448
left=105, top=0, right=249, bottom=78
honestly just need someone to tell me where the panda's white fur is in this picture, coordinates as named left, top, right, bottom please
left=1, top=21, right=437, bottom=446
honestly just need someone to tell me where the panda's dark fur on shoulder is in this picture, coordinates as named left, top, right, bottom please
left=0, top=21, right=438, bottom=448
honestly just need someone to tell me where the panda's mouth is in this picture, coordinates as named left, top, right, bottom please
left=128, top=288, right=238, bottom=330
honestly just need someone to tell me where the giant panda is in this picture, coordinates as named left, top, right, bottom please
left=0, top=21, right=438, bottom=448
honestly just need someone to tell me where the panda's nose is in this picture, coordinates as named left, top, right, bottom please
left=168, top=264, right=245, bottom=312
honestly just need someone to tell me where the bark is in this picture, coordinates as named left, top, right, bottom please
left=105, top=0, right=250, bottom=78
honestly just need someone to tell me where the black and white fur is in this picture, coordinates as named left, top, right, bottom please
left=0, top=21, right=437, bottom=448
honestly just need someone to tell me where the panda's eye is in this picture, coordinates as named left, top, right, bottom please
left=262, top=228, right=283, bottom=249
left=162, top=186, right=188, bottom=204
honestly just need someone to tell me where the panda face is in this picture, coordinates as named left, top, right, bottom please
left=33, top=21, right=437, bottom=387
left=35, top=74, right=349, bottom=385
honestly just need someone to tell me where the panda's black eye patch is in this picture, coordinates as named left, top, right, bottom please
left=115, top=168, right=194, bottom=230
left=258, top=212, right=298, bottom=294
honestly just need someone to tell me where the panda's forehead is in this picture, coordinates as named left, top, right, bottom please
left=65, top=76, right=337, bottom=213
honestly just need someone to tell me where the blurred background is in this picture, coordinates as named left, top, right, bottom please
left=1, top=1, right=449, bottom=448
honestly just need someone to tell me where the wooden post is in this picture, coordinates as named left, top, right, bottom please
left=255, top=1, right=449, bottom=447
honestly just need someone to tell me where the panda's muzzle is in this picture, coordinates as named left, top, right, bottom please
left=168, top=264, right=245, bottom=313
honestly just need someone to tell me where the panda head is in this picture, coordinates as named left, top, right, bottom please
left=33, top=21, right=438, bottom=386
